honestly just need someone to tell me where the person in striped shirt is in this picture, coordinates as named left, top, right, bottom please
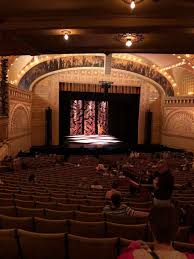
left=103, top=193, right=148, bottom=217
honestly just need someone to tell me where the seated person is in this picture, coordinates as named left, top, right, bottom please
left=96, top=161, right=106, bottom=174
left=78, top=177, right=89, bottom=190
left=118, top=206, right=194, bottom=259
left=103, top=193, right=148, bottom=217
left=91, top=180, right=103, bottom=190
left=105, top=181, right=121, bottom=200
left=28, top=173, right=35, bottom=183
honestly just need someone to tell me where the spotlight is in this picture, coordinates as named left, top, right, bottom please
left=126, top=39, right=133, bottom=47
left=64, top=33, right=69, bottom=41
left=130, top=0, right=136, bottom=9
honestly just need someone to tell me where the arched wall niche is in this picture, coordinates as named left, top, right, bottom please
left=162, top=107, right=194, bottom=151
left=8, top=103, right=31, bottom=156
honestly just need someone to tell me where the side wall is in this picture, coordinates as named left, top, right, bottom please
left=8, top=86, right=32, bottom=156
left=31, top=68, right=161, bottom=146
left=162, top=99, right=194, bottom=151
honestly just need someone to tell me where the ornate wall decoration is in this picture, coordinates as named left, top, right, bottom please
left=18, top=55, right=173, bottom=97
left=18, top=55, right=105, bottom=89
left=0, top=57, right=9, bottom=116
left=164, top=111, right=194, bottom=137
left=9, top=105, right=30, bottom=137
left=112, top=58, right=174, bottom=96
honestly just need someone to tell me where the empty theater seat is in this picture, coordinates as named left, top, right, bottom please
left=0, top=229, right=20, bottom=259
left=68, top=234, right=118, bottom=259
left=34, top=217, right=68, bottom=233
left=45, top=209, right=75, bottom=220
left=75, top=211, right=105, bottom=222
left=0, top=215, right=34, bottom=231
left=17, top=229, right=66, bottom=259
left=106, top=222, right=147, bottom=240
left=16, top=207, right=45, bottom=217
left=69, top=220, right=105, bottom=238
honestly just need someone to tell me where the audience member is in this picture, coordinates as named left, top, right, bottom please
left=78, top=177, right=89, bottom=190
left=91, top=180, right=103, bottom=190
left=103, top=193, right=148, bottom=217
left=118, top=207, right=194, bottom=259
left=96, top=161, right=106, bottom=175
left=28, top=173, right=35, bottom=183
left=153, top=160, right=174, bottom=207
left=105, top=181, right=121, bottom=199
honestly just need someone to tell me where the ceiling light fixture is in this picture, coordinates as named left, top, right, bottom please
left=62, top=30, right=71, bottom=41
left=116, top=33, right=144, bottom=48
left=122, top=0, right=144, bottom=11
left=126, top=39, right=133, bottom=47
left=130, top=0, right=136, bottom=9
left=64, top=33, right=69, bottom=41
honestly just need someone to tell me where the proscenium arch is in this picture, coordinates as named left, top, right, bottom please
left=29, top=67, right=165, bottom=97
left=18, top=55, right=174, bottom=96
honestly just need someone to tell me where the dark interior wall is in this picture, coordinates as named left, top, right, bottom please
left=108, top=94, right=140, bottom=143
left=59, top=91, right=140, bottom=144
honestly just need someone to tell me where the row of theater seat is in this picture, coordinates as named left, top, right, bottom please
left=0, top=228, right=194, bottom=259
left=0, top=215, right=190, bottom=242
left=0, top=197, right=151, bottom=211
left=0, top=206, right=148, bottom=224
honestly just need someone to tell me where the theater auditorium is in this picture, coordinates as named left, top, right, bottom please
left=1, top=0, right=194, bottom=258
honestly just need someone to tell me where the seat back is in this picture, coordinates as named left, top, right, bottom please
left=0, top=215, right=34, bottom=231
left=69, top=220, right=105, bottom=238
left=68, top=234, right=118, bottom=259
left=35, top=201, right=57, bottom=210
left=18, top=229, right=66, bottom=259
left=0, top=206, right=17, bottom=216
left=107, top=222, right=147, bottom=240
left=45, top=209, right=75, bottom=220
left=34, top=217, right=68, bottom=233
left=14, top=199, right=35, bottom=208
left=17, top=207, right=45, bottom=217
left=75, top=211, right=105, bottom=222
left=0, top=229, right=20, bottom=259
left=106, top=214, right=147, bottom=225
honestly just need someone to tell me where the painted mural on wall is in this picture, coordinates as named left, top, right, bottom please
left=18, top=55, right=174, bottom=96
left=112, top=58, right=174, bottom=96
left=18, top=55, right=104, bottom=89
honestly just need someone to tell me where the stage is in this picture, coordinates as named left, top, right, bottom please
left=66, top=135, right=122, bottom=148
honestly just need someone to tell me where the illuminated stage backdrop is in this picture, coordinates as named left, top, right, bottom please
left=70, top=100, right=108, bottom=135
left=70, top=100, right=83, bottom=135
left=98, top=101, right=108, bottom=135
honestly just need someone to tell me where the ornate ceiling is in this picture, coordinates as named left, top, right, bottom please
left=0, top=0, right=194, bottom=55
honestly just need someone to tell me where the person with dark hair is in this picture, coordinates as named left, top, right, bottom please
left=153, top=160, right=174, bottom=207
left=103, top=193, right=148, bottom=217
left=118, top=207, right=194, bottom=259
left=28, top=173, right=35, bottom=183
left=105, top=181, right=121, bottom=200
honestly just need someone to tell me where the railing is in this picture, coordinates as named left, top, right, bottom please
left=9, top=85, right=32, bottom=102
left=164, top=97, right=194, bottom=106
